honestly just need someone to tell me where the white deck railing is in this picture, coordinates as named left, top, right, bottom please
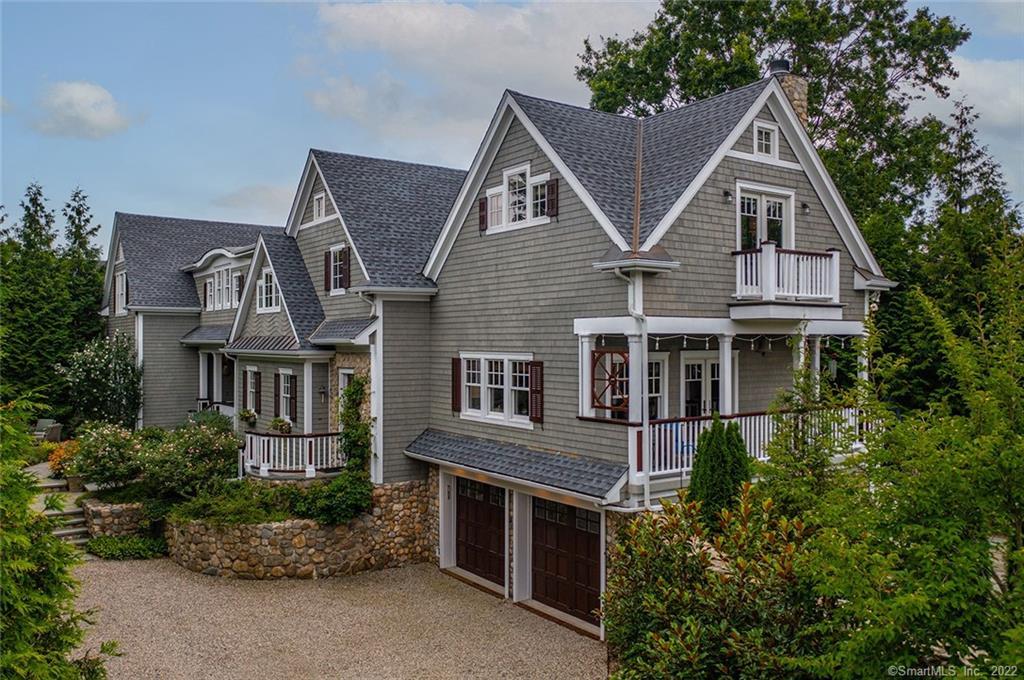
left=645, top=407, right=864, bottom=477
left=241, top=431, right=345, bottom=478
left=734, top=242, right=839, bottom=302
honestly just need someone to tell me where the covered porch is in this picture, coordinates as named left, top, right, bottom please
left=574, top=316, right=868, bottom=490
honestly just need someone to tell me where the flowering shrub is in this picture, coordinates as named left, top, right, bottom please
left=71, top=422, right=141, bottom=488
left=57, top=333, right=143, bottom=430
left=47, top=440, right=79, bottom=479
left=140, top=423, right=241, bottom=500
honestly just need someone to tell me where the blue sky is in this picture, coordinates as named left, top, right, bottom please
left=2, top=2, right=1021, bottom=255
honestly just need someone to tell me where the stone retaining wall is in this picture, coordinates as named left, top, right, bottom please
left=81, top=498, right=147, bottom=538
left=166, top=479, right=434, bottom=579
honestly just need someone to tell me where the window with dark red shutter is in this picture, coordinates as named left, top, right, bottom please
left=324, top=251, right=331, bottom=291
left=341, top=247, right=350, bottom=289
left=545, top=178, right=559, bottom=217
left=289, top=375, right=298, bottom=422
left=255, top=372, right=262, bottom=414
left=478, top=197, right=487, bottom=232
left=273, top=373, right=281, bottom=418
left=451, top=357, right=461, bottom=412
left=528, top=361, right=544, bottom=423
left=241, top=371, right=248, bottom=410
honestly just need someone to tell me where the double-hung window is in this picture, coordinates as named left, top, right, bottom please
left=256, top=266, right=279, bottom=313
left=481, top=163, right=553, bottom=233
left=460, top=353, right=535, bottom=428
left=753, top=121, right=778, bottom=159
left=280, top=369, right=292, bottom=421
left=114, top=272, right=127, bottom=315
left=245, top=367, right=258, bottom=411
left=205, top=276, right=215, bottom=310
left=232, top=272, right=243, bottom=307
left=736, top=182, right=793, bottom=250
left=312, top=191, right=326, bottom=221
left=328, top=245, right=348, bottom=294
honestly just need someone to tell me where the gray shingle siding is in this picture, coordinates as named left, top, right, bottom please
left=381, top=300, right=431, bottom=482
left=425, top=117, right=630, bottom=467
left=233, top=358, right=328, bottom=433
left=239, top=251, right=296, bottom=339
left=643, top=154, right=864, bottom=320
left=294, top=217, right=373, bottom=319
left=140, top=313, right=200, bottom=428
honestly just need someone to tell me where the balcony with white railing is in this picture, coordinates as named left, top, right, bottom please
left=638, top=407, right=866, bottom=479
left=240, top=431, right=346, bottom=478
left=732, top=242, right=841, bottom=319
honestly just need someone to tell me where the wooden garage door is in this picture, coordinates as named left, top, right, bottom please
left=455, top=478, right=506, bottom=587
left=531, top=498, right=602, bottom=625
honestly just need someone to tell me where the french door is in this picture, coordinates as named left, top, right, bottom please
left=681, top=352, right=738, bottom=417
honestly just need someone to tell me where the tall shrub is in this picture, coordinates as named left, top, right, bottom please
left=140, top=423, right=241, bottom=501
left=0, top=398, right=116, bottom=677
left=689, top=414, right=747, bottom=526
left=72, top=422, right=141, bottom=489
left=58, top=334, right=143, bottom=430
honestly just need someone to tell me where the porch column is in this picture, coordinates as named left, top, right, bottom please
left=627, top=333, right=643, bottom=424
left=303, top=361, right=314, bottom=478
left=792, top=332, right=807, bottom=373
left=198, top=352, right=207, bottom=402
left=579, top=334, right=594, bottom=417
left=810, top=336, right=822, bottom=395
left=718, top=333, right=734, bottom=415
left=857, top=333, right=869, bottom=383
left=212, top=352, right=223, bottom=403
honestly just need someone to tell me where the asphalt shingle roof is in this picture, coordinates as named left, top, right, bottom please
left=312, top=151, right=466, bottom=289
left=509, top=79, right=771, bottom=246
left=180, top=324, right=233, bottom=345
left=405, top=429, right=628, bottom=500
left=261, top=232, right=324, bottom=350
left=308, top=317, right=376, bottom=343
left=112, top=212, right=280, bottom=309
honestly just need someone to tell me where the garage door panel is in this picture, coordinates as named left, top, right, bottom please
left=456, top=478, right=506, bottom=587
left=531, top=498, right=601, bottom=626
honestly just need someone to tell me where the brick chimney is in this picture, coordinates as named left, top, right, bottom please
left=769, top=59, right=808, bottom=128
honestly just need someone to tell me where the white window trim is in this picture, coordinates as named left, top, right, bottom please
left=753, top=121, right=779, bottom=160
left=337, top=367, right=354, bottom=402
left=329, top=244, right=348, bottom=297
left=678, top=350, right=740, bottom=415
left=312, top=191, right=326, bottom=222
left=459, top=351, right=535, bottom=430
left=231, top=271, right=243, bottom=308
left=648, top=351, right=670, bottom=420
left=735, top=180, right=796, bottom=250
left=256, top=266, right=280, bottom=314
left=279, top=368, right=293, bottom=422
left=245, top=367, right=258, bottom=411
left=114, top=271, right=127, bottom=316
left=483, top=164, right=552, bottom=235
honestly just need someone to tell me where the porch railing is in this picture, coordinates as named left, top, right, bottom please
left=644, top=406, right=864, bottom=477
left=734, top=242, right=839, bottom=302
left=241, top=431, right=345, bottom=478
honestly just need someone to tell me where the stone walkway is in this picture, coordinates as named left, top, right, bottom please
left=76, top=559, right=607, bottom=679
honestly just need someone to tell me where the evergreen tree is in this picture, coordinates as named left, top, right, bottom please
left=60, top=188, right=105, bottom=348
left=688, top=414, right=748, bottom=527
left=0, top=184, right=72, bottom=404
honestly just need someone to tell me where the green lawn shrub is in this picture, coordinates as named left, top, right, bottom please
left=85, top=535, right=167, bottom=560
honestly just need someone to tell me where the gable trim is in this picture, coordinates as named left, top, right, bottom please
left=641, top=80, right=882, bottom=276
left=285, top=152, right=371, bottom=283
left=724, top=149, right=803, bottom=171
left=228, top=235, right=301, bottom=347
left=423, top=92, right=630, bottom=280
left=101, top=223, right=121, bottom=309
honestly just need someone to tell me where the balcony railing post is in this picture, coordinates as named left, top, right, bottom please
left=827, top=248, right=841, bottom=303
left=761, top=241, right=777, bottom=301
left=305, top=438, right=316, bottom=478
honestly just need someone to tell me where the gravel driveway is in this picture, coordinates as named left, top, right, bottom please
left=76, top=559, right=606, bottom=679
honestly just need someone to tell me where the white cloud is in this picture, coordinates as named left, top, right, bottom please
left=909, top=55, right=1024, bottom=199
left=211, top=184, right=295, bottom=225
left=977, top=1, right=1024, bottom=35
left=0, top=97, right=11, bottom=114
left=306, top=2, right=655, bottom=165
left=32, top=81, right=136, bottom=139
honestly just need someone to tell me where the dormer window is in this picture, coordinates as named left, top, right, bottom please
left=754, top=121, right=778, bottom=159
left=479, top=163, right=558, bottom=234
left=114, top=271, right=127, bottom=315
left=256, top=266, right=280, bottom=313
left=312, top=191, right=326, bottom=221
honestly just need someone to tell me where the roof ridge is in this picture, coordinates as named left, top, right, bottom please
left=310, top=148, right=467, bottom=175
left=507, top=89, right=632, bottom=121
left=646, top=77, right=772, bottom=121
left=115, top=211, right=281, bottom=230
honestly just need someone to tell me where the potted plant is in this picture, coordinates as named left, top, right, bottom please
left=238, top=408, right=257, bottom=427
left=269, top=417, right=292, bottom=434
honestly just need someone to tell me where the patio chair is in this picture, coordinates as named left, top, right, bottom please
left=32, top=418, right=55, bottom=441
left=42, top=423, right=63, bottom=442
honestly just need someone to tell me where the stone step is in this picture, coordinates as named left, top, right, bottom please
left=45, top=507, right=85, bottom=518
left=54, top=526, right=89, bottom=540
left=39, top=479, right=68, bottom=491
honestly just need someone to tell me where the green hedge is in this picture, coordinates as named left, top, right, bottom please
left=85, top=536, right=167, bottom=560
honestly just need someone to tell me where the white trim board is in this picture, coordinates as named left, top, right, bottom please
left=573, top=315, right=865, bottom=337
left=423, top=91, right=630, bottom=281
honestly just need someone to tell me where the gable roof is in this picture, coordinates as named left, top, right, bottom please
left=509, top=79, right=770, bottom=247
left=307, top=150, right=466, bottom=288
left=259, top=232, right=325, bottom=350
left=107, top=212, right=280, bottom=309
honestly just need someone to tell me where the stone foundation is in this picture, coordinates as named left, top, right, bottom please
left=166, top=478, right=434, bottom=579
left=81, top=498, right=147, bottom=538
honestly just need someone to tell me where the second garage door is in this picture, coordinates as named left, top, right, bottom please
left=531, top=498, right=602, bottom=625
left=455, top=478, right=506, bottom=587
